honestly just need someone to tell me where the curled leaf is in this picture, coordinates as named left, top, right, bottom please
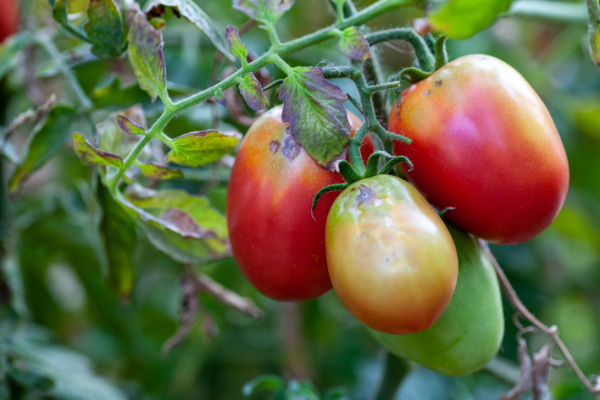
left=166, top=130, right=241, bottom=167
left=239, top=73, right=268, bottom=110
left=117, top=115, right=145, bottom=135
left=226, top=25, right=248, bottom=63
left=138, top=162, right=184, bottom=180
left=339, top=27, right=372, bottom=61
left=73, top=132, right=123, bottom=167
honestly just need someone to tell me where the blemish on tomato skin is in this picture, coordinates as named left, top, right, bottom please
left=281, top=128, right=300, bottom=160
left=355, top=185, right=375, bottom=205
left=434, top=80, right=442, bottom=87
left=269, top=140, right=280, bottom=154
left=423, top=90, right=431, bottom=96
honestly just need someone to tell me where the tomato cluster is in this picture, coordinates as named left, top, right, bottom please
left=226, top=55, right=568, bottom=376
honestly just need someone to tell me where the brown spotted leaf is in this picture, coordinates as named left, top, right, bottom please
left=73, top=132, right=123, bottom=167
left=166, top=130, right=241, bottom=167
left=138, top=162, right=183, bottom=180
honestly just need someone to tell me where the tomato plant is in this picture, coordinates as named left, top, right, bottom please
left=370, top=225, right=504, bottom=376
left=0, top=0, right=18, bottom=43
left=390, top=54, right=569, bottom=244
left=226, top=106, right=371, bottom=301
left=325, top=174, right=458, bottom=334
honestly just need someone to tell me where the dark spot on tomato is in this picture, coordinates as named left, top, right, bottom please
left=355, top=185, right=375, bottom=205
left=281, top=128, right=300, bottom=160
left=269, top=140, right=280, bottom=154
left=434, top=80, right=442, bottom=86
left=423, top=90, right=431, bottom=96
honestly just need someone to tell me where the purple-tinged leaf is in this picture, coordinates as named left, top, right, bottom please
left=215, top=89, right=227, bottom=107
left=98, top=105, right=147, bottom=157
left=85, top=0, right=126, bottom=58
left=232, top=0, right=295, bottom=23
left=118, top=187, right=230, bottom=263
left=73, top=132, right=123, bottom=167
left=8, top=105, right=75, bottom=201
left=279, top=67, right=350, bottom=170
left=166, top=130, right=241, bottom=167
left=117, top=114, right=145, bottom=135
left=239, top=73, right=268, bottom=111
left=139, top=162, right=184, bottom=180
left=127, top=10, right=167, bottom=102
left=339, top=27, right=372, bottom=61
left=225, top=25, right=248, bottom=63
left=144, top=0, right=234, bottom=62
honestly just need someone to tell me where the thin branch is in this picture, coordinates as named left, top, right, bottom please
left=191, top=273, right=263, bottom=319
left=0, top=94, right=57, bottom=147
left=480, top=240, right=600, bottom=399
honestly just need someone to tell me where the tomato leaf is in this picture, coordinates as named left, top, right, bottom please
left=226, top=25, right=248, bottom=64
left=118, top=188, right=230, bottom=263
left=429, top=0, right=513, bottom=39
left=144, top=0, right=234, bottom=62
left=215, top=88, right=227, bottom=107
left=85, top=0, right=126, bottom=58
left=117, top=115, right=145, bottom=135
left=279, top=67, right=350, bottom=170
left=8, top=105, right=75, bottom=201
left=50, top=0, right=90, bottom=42
left=73, top=132, right=124, bottom=167
left=239, top=73, right=268, bottom=111
left=339, top=27, right=372, bottom=61
left=233, top=0, right=295, bottom=24
left=97, top=180, right=137, bottom=300
left=166, top=130, right=241, bottom=167
left=138, top=162, right=184, bottom=180
left=97, top=105, right=148, bottom=157
left=127, top=9, right=168, bottom=102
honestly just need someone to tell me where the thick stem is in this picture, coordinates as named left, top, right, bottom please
left=371, top=352, right=410, bottom=400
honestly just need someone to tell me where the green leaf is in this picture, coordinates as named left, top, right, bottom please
left=166, top=130, right=241, bottom=167
left=117, top=188, right=230, bottom=263
left=226, top=25, right=248, bottom=63
left=51, top=0, right=90, bottom=41
left=0, top=33, right=33, bottom=80
left=127, top=9, right=167, bottom=102
left=97, top=181, right=137, bottom=300
left=339, top=26, right=372, bottom=61
left=243, top=375, right=284, bottom=398
left=85, top=0, right=126, bottom=58
left=97, top=105, right=147, bottom=157
left=7, top=105, right=75, bottom=201
left=279, top=67, right=350, bottom=170
left=73, top=132, right=124, bottom=167
left=117, top=115, right=145, bottom=135
left=138, top=162, right=183, bottom=180
left=429, top=0, right=513, bottom=39
left=144, top=0, right=234, bottom=62
left=233, top=0, right=294, bottom=24
left=239, top=73, right=268, bottom=111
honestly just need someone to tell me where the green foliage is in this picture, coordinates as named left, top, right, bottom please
left=85, top=0, right=126, bottom=58
left=73, top=132, right=124, bottom=167
left=429, top=0, right=513, bottom=39
left=166, top=130, right=241, bottom=167
left=339, top=27, right=372, bottom=61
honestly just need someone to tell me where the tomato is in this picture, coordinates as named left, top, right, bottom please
left=226, top=106, right=371, bottom=301
left=389, top=54, right=569, bottom=244
left=325, top=174, right=458, bottom=334
left=0, top=0, right=18, bottom=43
left=370, top=225, right=504, bottom=376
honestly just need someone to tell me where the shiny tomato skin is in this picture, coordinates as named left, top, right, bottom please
left=390, top=55, right=569, bottom=244
left=325, top=175, right=458, bottom=334
left=0, top=0, right=19, bottom=43
left=226, top=106, right=367, bottom=301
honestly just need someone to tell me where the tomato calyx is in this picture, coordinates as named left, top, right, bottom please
left=311, top=150, right=412, bottom=219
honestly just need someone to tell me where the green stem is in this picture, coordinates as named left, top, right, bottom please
left=505, top=1, right=587, bottom=23
left=109, top=0, right=415, bottom=188
left=371, top=352, right=410, bottom=400
left=366, top=28, right=434, bottom=71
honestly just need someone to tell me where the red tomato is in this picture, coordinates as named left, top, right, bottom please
left=326, top=175, right=458, bottom=334
left=390, top=55, right=569, bottom=244
left=0, top=0, right=19, bottom=43
left=227, top=106, right=371, bottom=301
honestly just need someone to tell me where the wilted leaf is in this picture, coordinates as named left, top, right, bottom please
left=138, top=162, right=183, bottom=180
left=97, top=105, right=147, bottom=157
left=0, top=33, right=33, bottom=79
left=166, top=130, right=241, bottom=167
left=97, top=181, right=137, bottom=299
left=73, top=132, right=123, bottom=167
left=233, top=0, right=294, bottom=23
left=8, top=105, right=75, bottom=201
left=144, top=0, right=234, bottom=62
left=127, top=10, right=167, bottom=101
left=429, top=0, right=512, bottom=39
left=85, top=0, right=126, bottom=58
left=117, top=115, right=145, bottom=135
left=117, top=187, right=230, bottom=263
left=339, top=27, right=372, bottom=61
left=239, top=73, right=267, bottom=110
left=226, top=25, right=248, bottom=63
left=279, top=67, right=350, bottom=170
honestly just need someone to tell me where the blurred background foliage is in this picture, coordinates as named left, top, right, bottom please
left=1, top=0, right=599, bottom=399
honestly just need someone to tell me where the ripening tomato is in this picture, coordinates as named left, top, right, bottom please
left=226, top=106, right=372, bottom=301
left=390, top=54, right=569, bottom=244
left=0, top=0, right=19, bottom=43
left=370, top=225, right=504, bottom=376
left=325, top=175, right=458, bottom=334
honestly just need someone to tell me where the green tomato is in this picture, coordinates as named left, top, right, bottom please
left=370, top=225, right=504, bottom=376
